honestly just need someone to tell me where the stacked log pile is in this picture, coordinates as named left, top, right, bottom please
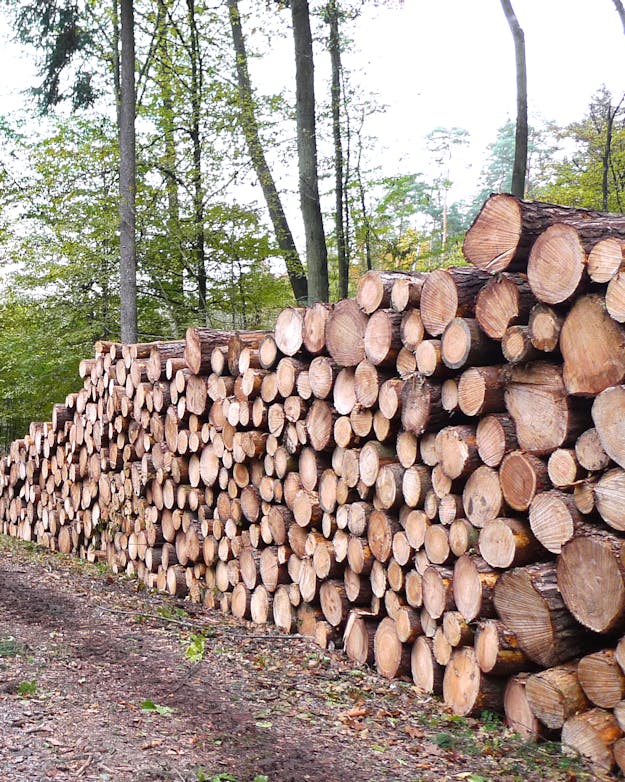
left=5, top=192, right=625, bottom=773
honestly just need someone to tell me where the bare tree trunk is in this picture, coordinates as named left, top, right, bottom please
left=227, top=0, right=308, bottom=305
left=186, top=0, right=207, bottom=322
left=613, top=0, right=625, bottom=35
left=327, top=0, right=348, bottom=299
left=119, top=0, right=137, bottom=343
left=291, top=0, right=329, bottom=304
left=500, top=0, right=527, bottom=199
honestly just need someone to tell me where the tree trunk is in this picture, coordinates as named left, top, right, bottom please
left=119, top=0, right=137, bottom=343
left=291, top=0, right=329, bottom=303
left=500, top=0, right=527, bottom=198
left=327, top=0, right=348, bottom=299
left=227, top=0, right=307, bottom=303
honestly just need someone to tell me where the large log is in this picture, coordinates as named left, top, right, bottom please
left=560, top=294, right=625, bottom=396
left=420, top=267, right=492, bottom=337
left=462, top=193, right=605, bottom=273
left=493, top=561, right=588, bottom=667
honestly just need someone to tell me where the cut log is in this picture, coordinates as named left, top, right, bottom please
left=557, top=530, right=625, bottom=634
left=575, top=427, right=611, bottom=473
left=453, top=553, right=498, bottom=622
left=588, top=237, right=625, bottom=282
left=594, top=468, right=625, bottom=532
left=525, top=662, right=590, bottom=730
left=527, top=303, right=563, bottom=353
left=547, top=448, right=584, bottom=488
left=501, top=325, right=541, bottom=364
left=443, top=646, right=505, bottom=717
left=499, top=450, right=549, bottom=512
left=578, top=649, right=625, bottom=709
left=441, top=317, right=500, bottom=370
left=420, top=267, right=492, bottom=337
left=364, top=309, right=402, bottom=366
left=374, top=616, right=411, bottom=679
left=504, top=674, right=546, bottom=741
left=411, top=636, right=444, bottom=694
left=391, top=273, right=426, bottom=312
left=462, top=464, right=504, bottom=527
left=303, top=302, right=332, bottom=355
left=357, top=270, right=409, bottom=314
left=528, top=490, right=588, bottom=554
left=474, top=619, right=534, bottom=676
left=274, top=306, right=305, bottom=357
left=494, top=561, right=587, bottom=667
left=607, top=271, right=625, bottom=322
left=592, top=384, right=625, bottom=469
left=527, top=223, right=588, bottom=304
left=435, top=425, right=479, bottom=480
left=560, top=294, right=625, bottom=396
left=561, top=708, right=622, bottom=774
left=504, top=362, right=589, bottom=455
left=325, top=299, right=368, bottom=367
left=343, top=611, right=376, bottom=665
left=476, top=413, right=518, bottom=468
left=457, top=366, right=506, bottom=417
left=475, top=273, right=535, bottom=340
left=479, top=517, right=543, bottom=570
left=401, top=377, right=446, bottom=436
left=462, top=193, right=605, bottom=273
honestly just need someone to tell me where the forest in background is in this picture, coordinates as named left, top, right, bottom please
left=0, top=0, right=623, bottom=434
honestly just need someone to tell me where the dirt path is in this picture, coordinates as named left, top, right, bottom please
left=0, top=536, right=596, bottom=782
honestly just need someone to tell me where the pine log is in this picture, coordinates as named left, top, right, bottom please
left=494, top=561, right=587, bottom=667
left=391, top=274, right=426, bottom=311
left=592, top=384, right=625, bottom=469
left=357, top=270, right=413, bottom=314
left=274, top=307, right=305, bottom=357
left=561, top=708, right=622, bottom=774
left=435, top=425, right=479, bottom=480
left=374, top=616, right=411, bottom=679
left=364, top=309, right=402, bottom=366
left=184, top=328, right=232, bottom=375
left=528, top=489, right=590, bottom=555
left=411, top=636, right=444, bottom=695
left=547, top=448, right=584, bottom=488
left=303, top=302, right=332, bottom=355
left=479, top=517, right=544, bottom=570
left=452, top=553, right=498, bottom=622
left=504, top=362, right=589, bottom=455
left=588, top=237, right=625, bottom=282
left=443, top=646, right=505, bottom=717
left=462, top=193, right=605, bottom=273
left=504, top=674, right=546, bottom=741
left=401, top=377, right=446, bottom=435
left=501, top=325, right=542, bottom=364
left=325, top=299, right=368, bottom=367
left=578, top=649, right=625, bottom=709
left=475, top=619, right=535, bottom=676
left=560, top=294, right=625, bottom=396
left=575, top=427, right=611, bottom=473
left=525, top=662, right=590, bottom=730
left=527, top=303, right=563, bottom=353
left=607, top=270, right=625, bottom=322
left=457, top=365, right=506, bottom=417
left=441, top=317, right=500, bottom=370
left=344, top=611, right=376, bottom=665
left=420, top=267, right=492, bottom=337
left=462, top=464, right=504, bottom=527
left=475, top=273, right=535, bottom=340
left=527, top=224, right=589, bottom=304
left=558, top=530, right=625, bottom=634
left=499, top=450, right=549, bottom=512
left=476, top=413, right=518, bottom=468
left=594, top=468, right=625, bottom=532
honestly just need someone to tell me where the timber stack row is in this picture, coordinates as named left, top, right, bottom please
left=5, top=193, right=625, bottom=773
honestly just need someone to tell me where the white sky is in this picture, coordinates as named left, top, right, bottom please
left=0, top=1, right=623, bottom=206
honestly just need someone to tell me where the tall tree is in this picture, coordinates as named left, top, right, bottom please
left=119, top=0, right=137, bottom=342
left=325, top=0, right=348, bottom=299
left=227, top=0, right=308, bottom=304
left=500, top=0, right=527, bottom=198
left=291, top=0, right=329, bottom=303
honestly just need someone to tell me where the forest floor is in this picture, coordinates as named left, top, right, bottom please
left=0, top=535, right=605, bottom=782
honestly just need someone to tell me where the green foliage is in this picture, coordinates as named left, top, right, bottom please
left=536, top=86, right=625, bottom=212
left=184, top=633, right=206, bottom=663
left=140, top=699, right=174, bottom=716
left=17, top=679, right=37, bottom=696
